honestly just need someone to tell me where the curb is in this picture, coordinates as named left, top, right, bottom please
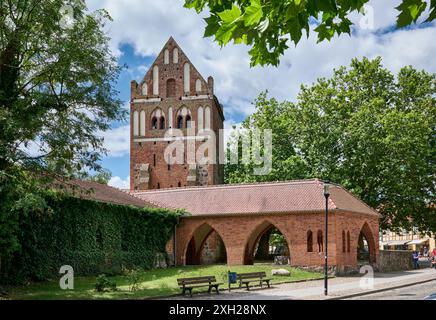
left=325, top=277, right=436, bottom=300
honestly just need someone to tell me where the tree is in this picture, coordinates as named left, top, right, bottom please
left=226, top=57, right=436, bottom=232
left=0, top=0, right=123, bottom=272
left=184, top=0, right=436, bottom=66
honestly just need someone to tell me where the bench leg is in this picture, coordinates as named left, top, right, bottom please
left=189, top=288, right=193, bottom=298
left=246, top=283, right=250, bottom=291
left=266, top=280, right=270, bottom=288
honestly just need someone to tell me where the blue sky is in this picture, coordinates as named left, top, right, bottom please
left=85, top=0, right=436, bottom=189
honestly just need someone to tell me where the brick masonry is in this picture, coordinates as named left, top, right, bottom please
left=130, top=37, right=224, bottom=190
left=167, top=211, right=379, bottom=269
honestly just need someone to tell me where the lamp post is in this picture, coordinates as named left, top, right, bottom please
left=323, top=181, right=330, bottom=296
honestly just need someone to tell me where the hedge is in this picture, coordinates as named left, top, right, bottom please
left=0, top=194, right=182, bottom=284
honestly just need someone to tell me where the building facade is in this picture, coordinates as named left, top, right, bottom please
left=130, top=37, right=224, bottom=191
left=380, top=230, right=435, bottom=254
left=127, top=38, right=381, bottom=271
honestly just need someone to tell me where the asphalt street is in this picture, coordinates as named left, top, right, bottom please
left=346, top=280, right=436, bottom=300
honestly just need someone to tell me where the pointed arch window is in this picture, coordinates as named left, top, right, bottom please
left=342, top=230, right=346, bottom=253
left=317, top=230, right=324, bottom=252
left=177, top=116, right=184, bottom=129
left=164, top=49, right=169, bottom=64
left=347, top=231, right=351, bottom=253
left=151, top=117, right=158, bottom=130
left=307, top=230, right=313, bottom=252
left=173, top=48, right=179, bottom=64
left=186, top=115, right=192, bottom=129
left=160, top=117, right=166, bottom=130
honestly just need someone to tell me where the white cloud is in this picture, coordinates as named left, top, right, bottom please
left=108, top=175, right=130, bottom=189
left=100, top=124, right=130, bottom=157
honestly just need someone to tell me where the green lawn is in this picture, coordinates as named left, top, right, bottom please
left=5, top=264, right=324, bottom=300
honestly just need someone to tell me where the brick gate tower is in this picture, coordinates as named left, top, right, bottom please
left=130, top=37, right=224, bottom=191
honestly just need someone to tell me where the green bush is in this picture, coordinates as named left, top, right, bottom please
left=0, top=194, right=182, bottom=284
left=95, top=274, right=117, bottom=292
left=127, top=270, right=142, bottom=292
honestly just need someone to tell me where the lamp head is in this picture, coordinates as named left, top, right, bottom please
left=323, top=181, right=330, bottom=196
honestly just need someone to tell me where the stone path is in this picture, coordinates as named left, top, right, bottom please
left=162, top=268, right=436, bottom=300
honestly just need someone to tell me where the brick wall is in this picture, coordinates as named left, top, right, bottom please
left=130, top=37, right=224, bottom=190
left=173, top=212, right=379, bottom=269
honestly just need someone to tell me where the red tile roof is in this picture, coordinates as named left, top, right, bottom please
left=129, top=179, right=379, bottom=217
left=53, top=179, right=155, bottom=208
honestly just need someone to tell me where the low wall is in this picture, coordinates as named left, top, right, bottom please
left=378, top=250, right=413, bottom=272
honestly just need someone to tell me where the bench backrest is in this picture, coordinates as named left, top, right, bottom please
left=237, top=272, right=267, bottom=280
left=177, top=276, right=217, bottom=286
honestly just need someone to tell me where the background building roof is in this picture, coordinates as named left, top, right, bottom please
left=54, top=179, right=154, bottom=208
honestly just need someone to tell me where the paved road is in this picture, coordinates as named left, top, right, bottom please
left=347, top=280, right=436, bottom=300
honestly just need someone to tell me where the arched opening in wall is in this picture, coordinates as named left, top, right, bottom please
left=151, top=117, right=158, bottom=130
left=185, top=115, right=192, bottom=128
left=160, top=117, right=165, bottom=130
left=307, top=230, right=313, bottom=252
left=317, top=230, right=324, bottom=252
left=244, top=221, right=290, bottom=265
left=342, top=230, right=346, bottom=253
left=166, top=78, right=176, bottom=98
left=185, top=224, right=227, bottom=265
left=177, top=116, right=184, bottom=129
left=357, top=223, right=376, bottom=265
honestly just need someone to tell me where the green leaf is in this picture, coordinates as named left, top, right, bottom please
left=218, top=4, right=242, bottom=24
left=396, top=0, right=427, bottom=27
left=244, top=0, right=264, bottom=26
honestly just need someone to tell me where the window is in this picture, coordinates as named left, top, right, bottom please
left=164, top=49, right=169, bottom=64
left=153, top=154, right=156, bottom=167
left=133, top=111, right=139, bottom=136
left=347, top=231, right=351, bottom=253
left=151, top=117, right=158, bottom=130
left=317, top=230, right=323, bottom=252
left=307, top=230, right=313, bottom=252
left=197, top=106, right=204, bottom=131
left=140, top=110, right=146, bottom=136
left=160, top=117, right=165, bottom=130
left=342, top=230, right=346, bottom=253
left=157, top=183, right=160, bottom=189
left=186, top=115, right=192, bottom=128
left=195, top=79, right=202, bottom=92
left=173, top=48, right=179, bottom=64
left=178, top=182, right=181, bottom=188
left=204, top=106, right=211, bottom=129
left=141, top=83, right=148, bottom=96
left=177, top=116, right=184, bottom=129
left=153, top=65, right=159, bottom=95
left=184, top=63, right=190, bottom=93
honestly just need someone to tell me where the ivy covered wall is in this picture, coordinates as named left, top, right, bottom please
left=1, top=194, right=182, bottom=284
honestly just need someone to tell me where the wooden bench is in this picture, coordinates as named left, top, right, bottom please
left=237, top=272, right=272, bottom=291
left=177, top=276, right=223, bottom=297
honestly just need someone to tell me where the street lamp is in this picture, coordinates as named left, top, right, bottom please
left=323, top=181, right=330, bottom=296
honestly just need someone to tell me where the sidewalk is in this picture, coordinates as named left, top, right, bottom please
left=163, top=268, right=436, bottom=300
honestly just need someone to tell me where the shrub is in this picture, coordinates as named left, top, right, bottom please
left=1, top=194, right=183, bottom=284
left=95, top=274, right=117, bottom=292
left=127, top=270, right=142, bottom=292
